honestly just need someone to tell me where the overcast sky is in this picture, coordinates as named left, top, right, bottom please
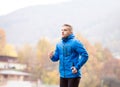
left=0, top=0, right=71, bottom=16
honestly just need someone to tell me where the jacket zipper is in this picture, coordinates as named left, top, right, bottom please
left=63, top=43, right=65, bottom=78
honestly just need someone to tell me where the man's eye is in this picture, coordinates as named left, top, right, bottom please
left=64, top=29, right=67, bottom=31
left=61, top=29, right=68, bottom=31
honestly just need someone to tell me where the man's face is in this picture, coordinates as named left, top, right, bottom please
left=61, top=26, right=72, bottom=38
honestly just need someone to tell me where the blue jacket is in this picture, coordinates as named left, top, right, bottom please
left=51, top=34, right=88, bottom=78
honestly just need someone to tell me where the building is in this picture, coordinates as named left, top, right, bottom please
left=0, top=56, right=31, bottom=87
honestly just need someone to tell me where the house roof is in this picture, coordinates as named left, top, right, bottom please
left=0, top=69, right=30, bottom=76
left=0, top=55, right=17, bottom=62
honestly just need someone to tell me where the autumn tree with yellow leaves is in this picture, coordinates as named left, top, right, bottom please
left=0, top=28, right=17, bottom=57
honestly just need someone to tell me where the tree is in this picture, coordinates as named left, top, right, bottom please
left=35, top=38, right=58, bottom=83
left=17, top=44, right=35, bottom=71
left=3, top=44, right=18, bottom=57
left=0, top=28, right=6, bottom=55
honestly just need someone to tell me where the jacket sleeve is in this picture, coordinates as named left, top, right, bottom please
left=51, top=44, right=59, bottom=62
left=74, top=40, right=89, bottom=70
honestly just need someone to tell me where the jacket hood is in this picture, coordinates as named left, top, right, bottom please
left=62, top=34, right=75, bottom=42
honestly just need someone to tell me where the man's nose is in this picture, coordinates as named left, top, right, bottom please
left=62, top=31, right=64, bottom=35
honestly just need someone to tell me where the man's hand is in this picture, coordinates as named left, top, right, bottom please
left=71, top=67, right=77, bottom=74
left=48, top=51, right=54, bottom=59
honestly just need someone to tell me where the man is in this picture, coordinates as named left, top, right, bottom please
left=49, top=24, right=89, bottom=87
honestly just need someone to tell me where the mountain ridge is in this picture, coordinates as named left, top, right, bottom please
left=0, top=0, right=120, bottom=57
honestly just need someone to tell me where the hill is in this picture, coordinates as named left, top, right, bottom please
left=0, top=0, right=120, bottom=57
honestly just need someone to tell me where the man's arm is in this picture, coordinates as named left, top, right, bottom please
left=74, top=40, right=89, bottom=70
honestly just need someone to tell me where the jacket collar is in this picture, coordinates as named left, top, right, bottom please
left=62, top=34, right=74, bottom=42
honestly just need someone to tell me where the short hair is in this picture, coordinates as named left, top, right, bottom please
left=63, top=24, right=73, bottom=31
